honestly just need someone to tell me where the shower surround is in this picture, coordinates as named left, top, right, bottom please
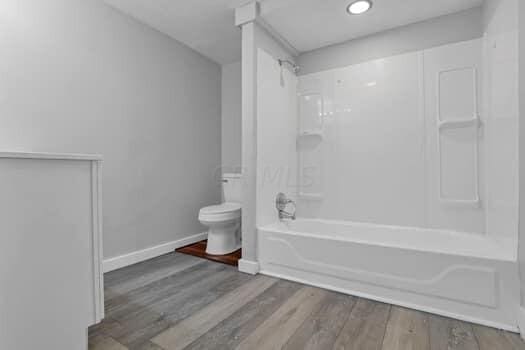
left=255, top=23, right=519, bottom=330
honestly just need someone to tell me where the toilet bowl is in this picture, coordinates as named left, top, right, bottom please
left=199, top=202, right=241, bottom=255
left=199, top=173, right=242, bottom=255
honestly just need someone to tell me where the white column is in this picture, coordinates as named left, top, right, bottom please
left=236, top=2, right=260, bottom=274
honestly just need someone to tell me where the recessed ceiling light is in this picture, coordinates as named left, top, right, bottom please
left=347, top=0, right=372, bottom=15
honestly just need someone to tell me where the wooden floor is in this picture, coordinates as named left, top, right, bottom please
left=176, top=240, right=241, bottom=266
left=89, top=252, right=525, bottom=350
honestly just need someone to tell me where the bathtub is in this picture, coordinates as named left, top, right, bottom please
left=257, top=219, right=519, bottom=331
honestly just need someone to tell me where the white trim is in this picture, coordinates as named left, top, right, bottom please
left=91, top=160, right=104, bottom=323
left=255, top=16, right=300, bottom=57
left=260, top=269, right=519, bottom=333
left=517, top=306, right=525, bottom=339
left=103, top=232, right=208, bottom=273
left=238, top=259, right=260, bottom=275
left=234, top=1, right=299, bottom=57
left=255, top=18, right=300, bottom=57
left=0, top=151, right=103, bottom=161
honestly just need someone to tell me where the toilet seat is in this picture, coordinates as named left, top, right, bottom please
left=199, top=202, right=241, bottom=222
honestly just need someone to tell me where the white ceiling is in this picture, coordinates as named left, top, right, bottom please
left=261, top=0, right=484, bottom=52
left=104, top=0, right=484, bottom=65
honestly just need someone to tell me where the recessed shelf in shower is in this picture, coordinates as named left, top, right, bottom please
left=436, top=66, right=480, bottom=208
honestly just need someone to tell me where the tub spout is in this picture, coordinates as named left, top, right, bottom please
left=279, top=210, right=296, bottom=220
left=276, top=193, right=296, bottom=220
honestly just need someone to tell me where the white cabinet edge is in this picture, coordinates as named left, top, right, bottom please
left=0, top=152, right=105, bottom=324
left=0, top=151, right=103, bottom=161
left=91, top=160, right=105, bottom=323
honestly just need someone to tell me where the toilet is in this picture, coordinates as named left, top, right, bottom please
left=199, top=173, right=242, bottom=255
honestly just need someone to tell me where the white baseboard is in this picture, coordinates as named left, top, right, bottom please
left=518, top=306, right=525, bottom=339
left=103, top=232, right=207, bottom=273
left=238, top=259, right=260, bottom=275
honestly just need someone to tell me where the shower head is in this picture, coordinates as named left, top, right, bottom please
left=278, top=59, right=300, bottom=74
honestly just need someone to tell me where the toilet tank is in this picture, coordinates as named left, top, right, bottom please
left=222, top=173, right=242, bottom=203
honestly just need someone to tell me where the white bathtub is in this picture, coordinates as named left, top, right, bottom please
left=258, top=219, right=519, bottom=331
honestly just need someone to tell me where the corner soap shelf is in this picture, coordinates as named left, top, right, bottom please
left=298, top=130, right=323, bottom=140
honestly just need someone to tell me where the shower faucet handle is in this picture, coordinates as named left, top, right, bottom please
left=276, top=193, right=296, bottom=220
left=276, top=192, right=291, bottom=209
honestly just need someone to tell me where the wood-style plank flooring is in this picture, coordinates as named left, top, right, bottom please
left=89, top=252, right=525, bottom=350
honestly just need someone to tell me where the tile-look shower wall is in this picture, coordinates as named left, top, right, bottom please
left=483, top=0, right=519, bottom=242
left=296, top=39, right=487, bottom=234
left=297, top=51, right=426, bottom=228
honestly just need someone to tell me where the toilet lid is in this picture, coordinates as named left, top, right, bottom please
left=200, top=202, right=241, bottom=215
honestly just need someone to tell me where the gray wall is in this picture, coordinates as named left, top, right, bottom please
left=221, top=61, right=242, bottom=172
left=298, top=7, right=483, bottom=75
left=0, top=0, right=222, bottom=259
